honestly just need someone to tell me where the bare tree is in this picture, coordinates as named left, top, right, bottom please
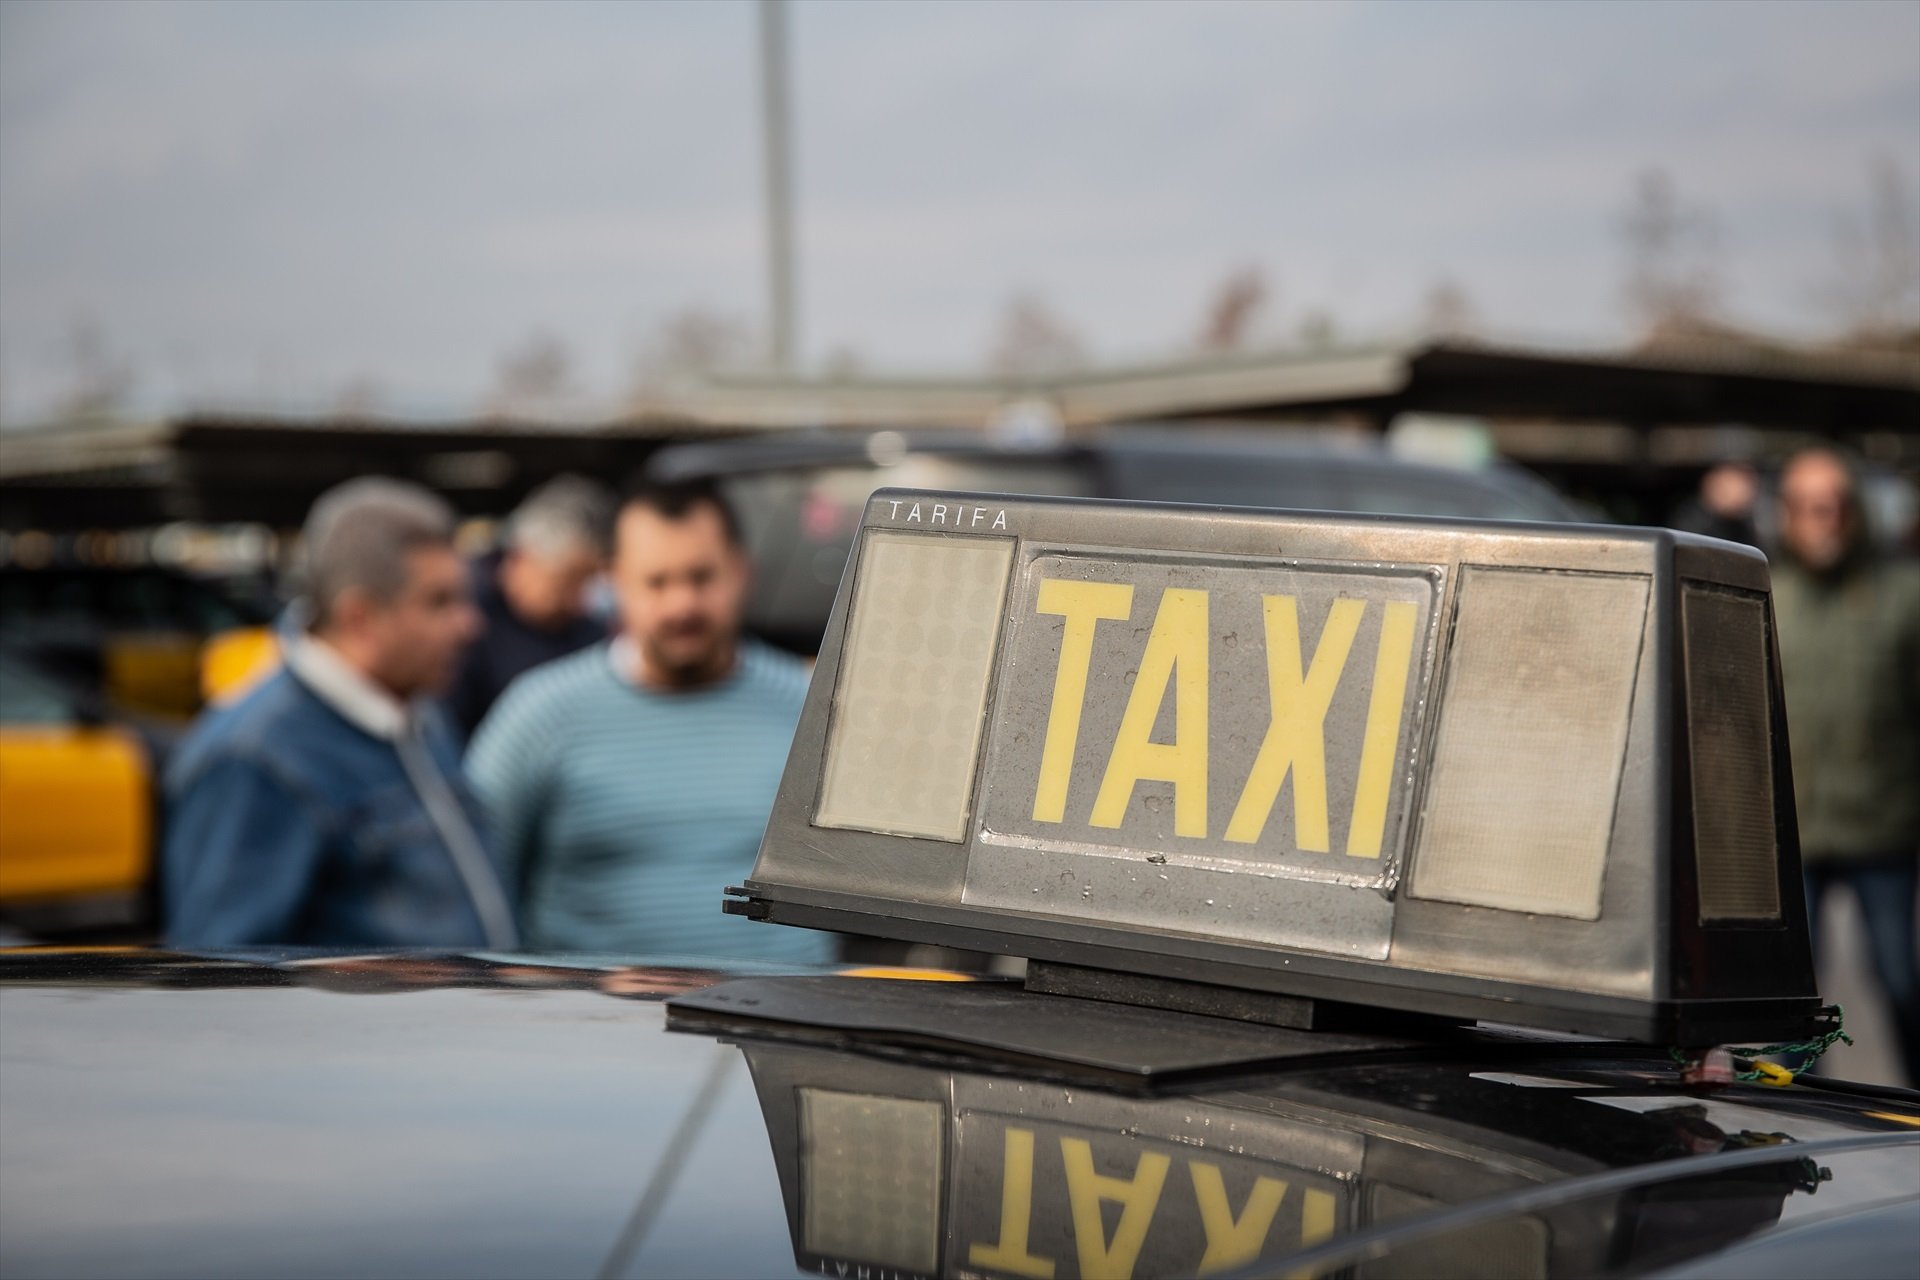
left=988, top=292, right=1086, bottom=381
left=1619, top=168, right=1722, bottom=334
left=1198, top=265, right=1268, bottom=353
left=1823, top=155, right=1920, bottom=344
left=490, top=331, right=571, bottom=415
left=1296, top=308, right=1338, bottom=352
left=1420, top=278, right=1479, bottom=340
left=636, top=307, right=754, bottom=384
left=625, top=307, right=757, bottom=414
left=58, top=318, right=135, bottom=420
left=822, top=345, right=866, bottom=379
left=333, top=374, right=385, bottom=418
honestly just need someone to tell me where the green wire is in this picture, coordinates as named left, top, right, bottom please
left=1668, top=1005, right=1853, bottom=1082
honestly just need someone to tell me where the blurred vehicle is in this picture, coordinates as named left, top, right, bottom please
left=0, top=650, right=178, bottom=932
left=0, top=563, right=272, bottom=932
left=195, top=622, right=282, bottom=706
left=647, top=425, right=1580, bottom=654
left=0, top=563, right=279, bottom=719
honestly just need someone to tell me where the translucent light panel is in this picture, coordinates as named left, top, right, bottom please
left=815, top=531, right=1015, bottom=841
left=1411, top=568, right=1650, bottom=920
left=799, top=1088, right=943, bottom=1274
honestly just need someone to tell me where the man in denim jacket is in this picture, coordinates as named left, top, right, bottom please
left=163, top=479, right=517, bottom=949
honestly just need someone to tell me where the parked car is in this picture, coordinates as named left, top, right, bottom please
left=0, top=947, right=1912, bottom=1280
left=0, top=562, right=275, bottom=929
left=646, top=426, right=1580, bottom=653
left=0, top=563, right=279, bottom=718
left=0, top=649, right=177, bottom=932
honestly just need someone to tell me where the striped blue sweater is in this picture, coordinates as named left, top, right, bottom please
left=466, top=639, right=830, bottom=963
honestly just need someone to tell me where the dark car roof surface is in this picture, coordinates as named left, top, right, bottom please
left=1, top=949, right=1915, bottom=1280
left=648, top=426, right=1577, bottom=521
left=649, top=427, right=1582, bottom=655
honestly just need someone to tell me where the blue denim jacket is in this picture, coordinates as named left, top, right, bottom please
left=163, top=666, right=513, bottom=949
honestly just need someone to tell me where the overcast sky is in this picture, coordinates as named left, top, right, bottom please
left=1, top=0, right=1916, bottom=423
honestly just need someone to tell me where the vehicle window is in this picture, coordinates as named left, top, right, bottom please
left=44, top=577, right=100, bottom=627
left=0, top=576, right=36, bottom=625
left=116, top=574, right=177, bottom=630
left=722, top=459, right=1093, bottom=653
left=0, top=660, right=77, bottom=727
left=0, top=569, right=262, bottom=636
left=1104, top=450, right=1353, bottom=512
left=159, top=575, right=245, bottom=632
left=1344, top=468, right=1571, bottom=522
left=1103, top=446, right=1572, bottom=523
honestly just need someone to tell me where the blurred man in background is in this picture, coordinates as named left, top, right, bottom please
left=163, top=478, right=517, bottom=950
left=444, top=474, right=613, bottom=742
left=468, top=478, right=829, bottom=963
left=1771, top=445, right=1920, bottom=1081
left=1670, top=459, right=1760, bottom=547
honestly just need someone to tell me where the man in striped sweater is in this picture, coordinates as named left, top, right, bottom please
left=466, top=478, right=831, bottom=965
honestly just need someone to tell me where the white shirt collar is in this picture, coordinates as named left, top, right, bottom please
left=282, top=632, right=413, bottom=741
left=607, top=635, right=641, bottom=688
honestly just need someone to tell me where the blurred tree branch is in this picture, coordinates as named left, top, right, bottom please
left=489, top=330, right=572, bottom=417
left=58, top=318, right=135, bottom=421
left=1619, top=168, right=1723, bottom=337
left=989, top=292, right=1086, bottom=381
left=1822, top=155, right=1920, bottom=348
left=1198, top=265, right=1268, bottom=353
left=1421, top=278, right=1479, bottom=341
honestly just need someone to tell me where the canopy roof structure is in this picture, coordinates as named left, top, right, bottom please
left=2, top=337, right=1914, bottom=530
left=696, top=335, right=1920, bottom=432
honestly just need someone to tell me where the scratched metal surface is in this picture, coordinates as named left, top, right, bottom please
left=747, top=491, right=1812, bottom=1041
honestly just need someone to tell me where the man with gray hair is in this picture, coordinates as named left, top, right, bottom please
left=444, top=474, right=613, bottom=742
left=163, top=477, right=517, bottom=949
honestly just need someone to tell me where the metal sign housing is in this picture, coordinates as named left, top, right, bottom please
left=735, top=490, right=1819, bottom=1044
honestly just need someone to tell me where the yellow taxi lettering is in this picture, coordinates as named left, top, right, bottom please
left=1060, top=1137, right=1171, bottom=1280
left=967, top=1127, right=1058, bottom=1279
left=1346, top=600, right=1418, bottom=857
left=1090, top=588, right=1210, bottom=837
left=1032, top=580, right=1136, bottom=824
left=1281, top=1188, right=1340, bottom=1280
left=1190, top=1162, right=1289, bottom=1277
left=1225, top=596, right=1363, bottom=851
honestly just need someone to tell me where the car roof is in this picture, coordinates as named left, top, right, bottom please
left=649, top=425, right=1580, bottom=524
left=653, top=423, right=1541, bottom=479
left=2, top=948, right=1913, bottom=1280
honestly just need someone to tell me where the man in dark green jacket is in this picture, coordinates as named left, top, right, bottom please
left=1771, top=446, right=1920, bottom=1082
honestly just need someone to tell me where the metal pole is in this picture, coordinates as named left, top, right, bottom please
left=759, top=0, right=796, bottom=373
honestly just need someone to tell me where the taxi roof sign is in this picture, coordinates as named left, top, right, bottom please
left=732, top=490, right=1820, bottom=1044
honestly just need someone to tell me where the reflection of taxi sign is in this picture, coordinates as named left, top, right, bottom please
left=738, top=1042, right=1842, bottom=1280
left=733, top=491, right=1820, bottom=1044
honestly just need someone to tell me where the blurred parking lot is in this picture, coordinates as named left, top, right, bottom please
left=2, top=0, right=1916, bottom=1086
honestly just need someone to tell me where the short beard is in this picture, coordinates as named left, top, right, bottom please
left=1788, top=529, right=1855, bottom=575
left=640, top=630, right=737, bottom=689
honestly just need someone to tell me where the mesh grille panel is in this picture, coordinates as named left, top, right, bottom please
left=1411, top=568, right=1649, bottom=920
left=799, top=1089, right=943, bottom=1273
left=816, top=531, right=1014, bottom=841
left=1684, top=586, right=1780, bottom=922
